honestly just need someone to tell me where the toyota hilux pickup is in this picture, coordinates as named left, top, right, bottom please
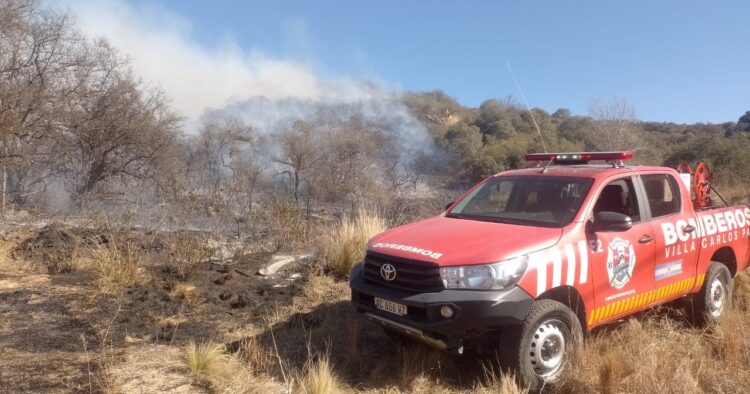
left=349, top=151, right=750, bottom=389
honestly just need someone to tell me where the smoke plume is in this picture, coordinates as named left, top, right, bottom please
left=57, top=0, right=434, bottom=159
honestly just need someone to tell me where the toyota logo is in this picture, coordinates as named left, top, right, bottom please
left=380, top=263, right=397, bottom=281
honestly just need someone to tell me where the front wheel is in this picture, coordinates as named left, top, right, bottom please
left=500, top=299, right=582, bottom=390
left=691, top=262, right=732, bottom=325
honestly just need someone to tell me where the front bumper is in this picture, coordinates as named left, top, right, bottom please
left=349, top=262, right=534, bottom=351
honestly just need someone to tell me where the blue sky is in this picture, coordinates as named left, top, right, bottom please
left=72, top=0, right=749, bottom=123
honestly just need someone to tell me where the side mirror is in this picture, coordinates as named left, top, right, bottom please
left=445, top=201, right=455, bottom=211
left=592, top=211, right=632, bottom=232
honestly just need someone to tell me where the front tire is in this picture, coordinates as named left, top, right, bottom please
left=692, top=262, right=732, bottom=325
left=500, top=299, right=582, bottom=390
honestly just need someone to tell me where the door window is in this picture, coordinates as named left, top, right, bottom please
left=642, top=174, right=681, bottom=218
left=592, top=178, right=640, bottom=221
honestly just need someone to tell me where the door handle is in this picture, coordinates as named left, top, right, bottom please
left=638, top=235, right=653, bottom=244
left=683, top=225, right=696, bottom=233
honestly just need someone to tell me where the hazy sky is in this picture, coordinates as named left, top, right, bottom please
left=54, top=0, right=749, bottom=123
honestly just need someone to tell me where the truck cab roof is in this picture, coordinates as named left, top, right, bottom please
left=498, top=165, right=674, bottom=179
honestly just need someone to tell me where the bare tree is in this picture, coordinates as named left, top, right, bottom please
left=311, top=116, right=383, bottom=204
left=191, top=111, right=255, bottom=194
left=59, top=56, right=181, bottom=204
left=273, top=120, right=320, bottom=204
left=0, top=1, right=86, bottom=206
left=190, top=112, right=262, bottom=224
left=587, top=98, right=641, bottom=151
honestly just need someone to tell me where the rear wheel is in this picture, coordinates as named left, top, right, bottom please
left=500, top=299, right=582, bottom=390
left=692, top=262, right=732, bottom=325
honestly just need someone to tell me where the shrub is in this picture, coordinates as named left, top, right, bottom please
left=264, top=196, right=310, bottom=251
left=320, top=209, right=386, bottom=278
left=169, top=234, right=215, bottom=279
left=91, top=240, right=140, bottom=293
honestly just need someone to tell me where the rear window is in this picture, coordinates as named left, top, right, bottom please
left=642, top=174, right=681, bottom=217
left=448, top=176, right=594, bottom=227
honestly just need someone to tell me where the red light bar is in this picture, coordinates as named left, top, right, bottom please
left=524, top=151, right=633, bottom=162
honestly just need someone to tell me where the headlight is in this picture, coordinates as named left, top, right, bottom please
left=439, top=255, right=528, bottom=290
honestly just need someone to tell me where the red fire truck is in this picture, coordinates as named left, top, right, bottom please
left=349, top=151, right=750, bottom=388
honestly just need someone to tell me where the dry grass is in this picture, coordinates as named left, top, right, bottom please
left=265, top=196, right=312, bottom=251
left=320, top=209, right=386, bottom=278
left=155, top=314, right=188, bottom=330
left=47, top=245, right=79, bottom=274
left=169, top=282, right=200, bottom=306
left=238, top=335, right=275, bottom=374
left=91, top=241, right=140, bottom=293
left=184, top=339, right=284, bottom=393
left=296, top=355, right=343, bottom=394
left=169, top=234, right=215, bottom=279
left=715, top=180, right=749, bottom=205
left=476, top=369, right=528, bottom=394
left=184, top=341, right=226, bottom=375
left=558, top=271, right=750, bottom=393
left=223, top=269, right=750, bottom=394
left=7, top=217, right=749, bottom=393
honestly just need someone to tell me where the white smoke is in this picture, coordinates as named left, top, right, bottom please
left=53, top=0, right=435, bottom=166
left=53, top=0, right=396, bottom=121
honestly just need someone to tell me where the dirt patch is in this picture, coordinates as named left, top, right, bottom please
left=0, top=223, right=323, bottom=392
left=0, top=269, right=100, bottom=393
left=108, top=344, right=205, bottom=393
left=14, top=224, right=79, bottom=274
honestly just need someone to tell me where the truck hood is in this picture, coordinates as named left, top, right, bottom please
left=367, top=215, right=563, bottom=266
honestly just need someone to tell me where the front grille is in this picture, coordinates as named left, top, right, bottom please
left=363, top=251, right=443, bottom=293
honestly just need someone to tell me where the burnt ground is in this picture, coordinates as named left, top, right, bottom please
left=4, top=219, right=745, bottom=393
left=0, top=221, right=315, bottom=393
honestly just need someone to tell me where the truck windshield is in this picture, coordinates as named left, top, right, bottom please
left=447, top=176, right=594, bottom=227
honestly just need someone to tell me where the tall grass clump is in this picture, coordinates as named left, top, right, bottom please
left=476, top=367, right=528, bottom=394
left=321, top=208, right=386, bottom=278
left=296, top=355, right=342, bottom=394
left=91, top=240, right=140, bottom=293
left=184, top=340, right=279, bottom=392
left=184, top=341, right=226, bottom=375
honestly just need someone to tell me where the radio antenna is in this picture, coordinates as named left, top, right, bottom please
left=506, top=62, right=548, bottom=153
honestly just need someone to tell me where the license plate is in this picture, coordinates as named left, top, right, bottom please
left=374, top=297, right=407, bottom=316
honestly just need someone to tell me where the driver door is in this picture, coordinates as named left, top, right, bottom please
left=587, top=176, right=656, bottom=324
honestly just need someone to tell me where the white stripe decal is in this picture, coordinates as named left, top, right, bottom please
left=578, top=240, right=588, bottom=284
left=535, top=251, right=548, bottom=295
left=551, top=248, right=562, bottom=287
left=565, top=243, right=576, bottom=286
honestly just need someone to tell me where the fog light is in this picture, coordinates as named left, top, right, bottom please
left=440, top=306, right=454, bottom=318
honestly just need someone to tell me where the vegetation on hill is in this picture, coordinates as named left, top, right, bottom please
left=2, top=1, right=749, bottom=219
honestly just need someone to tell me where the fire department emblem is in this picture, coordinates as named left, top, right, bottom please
left=606, top=238, right=636, bottom=289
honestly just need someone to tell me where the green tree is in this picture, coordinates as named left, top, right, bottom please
left=552, top=108, right=572, bottom=118
left=736, top=111, right=750, bottom=133
left=443, top=123, right=482, bottom=158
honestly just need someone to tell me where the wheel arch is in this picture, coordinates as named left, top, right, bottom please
left=711, top=247, right=737, bottom=277
left=537, top=286, right=587, bottom=334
